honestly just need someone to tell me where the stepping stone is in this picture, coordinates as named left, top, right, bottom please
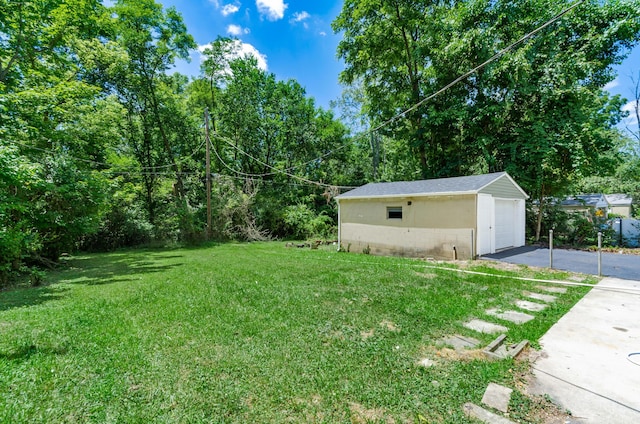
left=483, top=334, right=528, bottom=360
left=482, top=383, right=513, bottom=413
left=524, top=291, right=557, bottom=303
left=463, top=403, right=516, bottom=424
left=464, top=319, right=508, bottom=334
left=441, top=334, right=480, bottom=351
left=515, top=300, right=547, bottom=312
left=486, top=309, right=534, bottom=324
left=418, top=358, right=434, bottom=367
left=535, top=285, right=567, bottom=294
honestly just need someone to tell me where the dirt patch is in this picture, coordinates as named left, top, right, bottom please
left=349, top=402, right=395, bottom=424
left=567, top=274, right=587, bottom=282
left=508, top=348, right=576, bottom=424
left=434, top=347, right=487, bottom=362
left=380, top=320, right=400, bottom=332
left=360, top=329, right=375, bottom=340
left=456, top=260, right=525, bottom=273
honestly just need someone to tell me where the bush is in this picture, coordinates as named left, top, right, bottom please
left=527, top=202, right=614, bottom=247
left=80, top=181, right=153, bottom=251
left=283, top=204, right=334, bottom=240
left=211, top=177, right=270, bottom=241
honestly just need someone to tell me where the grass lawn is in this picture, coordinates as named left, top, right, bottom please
left=0, top=242, right=593, bottom=423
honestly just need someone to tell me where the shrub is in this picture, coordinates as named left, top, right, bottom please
left=283, top=204, right=334, bottom=240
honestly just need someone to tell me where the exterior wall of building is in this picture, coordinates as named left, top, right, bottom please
left=610, top=205, right=632, bottom=218
left=338, top=195, right=476, bottom=259
left=478, top=176, right=528, bottom=199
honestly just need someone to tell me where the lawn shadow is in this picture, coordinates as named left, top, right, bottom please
left=0, top=285, right=69, bottom=312
left=0, top=343, right=68, bottom=362
left=1, top=249, right=188, bottom=311
left=50, top=250, right=185, bottom=286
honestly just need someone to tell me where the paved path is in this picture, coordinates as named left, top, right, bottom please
left=482, top=246, right=639, bottom=280
left=528, top=277, right=640, bottom=423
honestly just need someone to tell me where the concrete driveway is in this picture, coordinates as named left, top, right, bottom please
left=482, top=246, right=639, bottom=280
left=483, top=247, right=640, bottom=422
left=528, top=277, right=640, bottom=423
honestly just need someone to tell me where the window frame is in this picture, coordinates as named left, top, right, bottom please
left=386, top=206, right=403, bottom=220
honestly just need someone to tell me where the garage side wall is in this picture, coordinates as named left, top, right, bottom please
left=339, top=195, right=475, bottom=259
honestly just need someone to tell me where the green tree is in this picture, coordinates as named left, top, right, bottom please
left=109, top=0, right=196, bottom=224
left=0, top=0, right=122, bottom=269
left=334, top=0, right=640, bottom=240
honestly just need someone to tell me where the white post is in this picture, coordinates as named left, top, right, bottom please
left=549, top=229, right=553, bottom=269
left=598, top=231, right=602, bottom=276
left=336, top=199, right=341, bottom=251
left=471, top=229, right=475, bottom=260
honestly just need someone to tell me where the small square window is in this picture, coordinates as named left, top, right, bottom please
left=387, top=206, right=402, bottom=219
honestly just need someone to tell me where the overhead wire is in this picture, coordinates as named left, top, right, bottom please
left=368, top=0, right=586, bottom=134
left=210, top=132, right=357, bottom=189
left=207, top=1, right=586, bottom=189
left=7, top=1, right=586, bottom=189
left=211, top=0, right=588, bottom=188
left=9, top=137, right=207, bottom=171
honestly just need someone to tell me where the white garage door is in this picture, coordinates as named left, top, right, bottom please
left=495, top=199, right=515, bottom=250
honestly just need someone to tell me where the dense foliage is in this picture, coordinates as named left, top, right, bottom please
left=334, top=0, right=640, bottom=239
left=1, top=0, right=639, bottom=283
left=0, top=1, right=358, bottom=283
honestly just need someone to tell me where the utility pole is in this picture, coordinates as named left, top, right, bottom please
left=204, top=108, right=212, bottom=239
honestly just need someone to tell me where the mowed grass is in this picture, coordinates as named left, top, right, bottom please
left=0, top=243, right=592, bottom=423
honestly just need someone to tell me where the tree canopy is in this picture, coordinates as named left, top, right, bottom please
left=333, top=0, right=640, bottom=238
left=1, top=0, right=639, bottom=282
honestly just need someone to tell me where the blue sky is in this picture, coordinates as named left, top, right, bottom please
left=159, top=0, right=345, bottom=109
left=158, top=0, right=639, bottom=134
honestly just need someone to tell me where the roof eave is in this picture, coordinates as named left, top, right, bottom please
left=336, top=190, right=479, bottom=200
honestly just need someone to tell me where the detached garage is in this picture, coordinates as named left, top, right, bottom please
left=335, top=172, right=528, bottom=259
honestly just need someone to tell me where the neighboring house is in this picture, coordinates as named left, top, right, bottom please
left=605, top=194, right=633, bottom=218
left=559, top=194, right=609, bottom=219
left=335, top=172, right=528, bottom=260
left=558, top=193, right=633, bottom=218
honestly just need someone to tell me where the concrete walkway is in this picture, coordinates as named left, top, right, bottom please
left=528, top=277, right=640, bottom=423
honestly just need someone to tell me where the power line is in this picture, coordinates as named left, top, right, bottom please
left=5, top=1, right=586, bottom=188
left=368, top=0, right=586, bottom=134
left=211, top=132, right=357, bottom=189
left=8, top=138, right=207, bottom=171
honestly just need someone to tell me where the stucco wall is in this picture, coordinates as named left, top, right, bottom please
left=610, top=205, right=632, bottom=218
left=340, top=223, right=473, bottom=259
left=340, top=195, right=476, bottom=228
left=339, top=195, right=476, bottom=259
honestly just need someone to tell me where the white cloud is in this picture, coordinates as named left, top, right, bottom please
left=198, top=40, right=268, bottom=72
left=291, top=11, right=310, bottom=23
left=604, top=78, right=620, bottom=91
left=238, top=42, right=268, bottom=70
left=622, top=100, right=639, bottom=128
left=209, top=1, right=241, bottom=17
left=227, top=24, right=249, bottom=36
left=221, top=4, right=240, bottom=16
left=256, top=0, right=287, bottom=21
left=319, top=31, right=327, bottom=37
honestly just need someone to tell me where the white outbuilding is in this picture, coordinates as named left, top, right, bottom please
left=335, top=172, right=529, bottom=259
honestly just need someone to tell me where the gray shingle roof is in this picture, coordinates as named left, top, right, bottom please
left=605, top=194, right=632, bottom=206
left=560, top=194, right=607, bottom=207
left=336, top=172, right=508, bottom=199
